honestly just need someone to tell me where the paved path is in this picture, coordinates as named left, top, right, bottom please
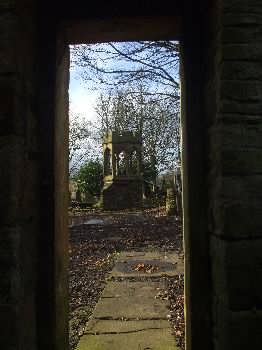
left=76, top=251, right=182, bottom=350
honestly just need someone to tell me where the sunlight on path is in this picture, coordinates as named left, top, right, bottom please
left=76, top=251, right=180, bottom=350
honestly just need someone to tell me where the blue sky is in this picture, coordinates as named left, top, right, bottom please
left=69, top=68, right=98, bottom=121
left=69, top=41, right=179, bottom=121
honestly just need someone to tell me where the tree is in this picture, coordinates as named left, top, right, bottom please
left=70, top=41, right=181, bottom=176
left=69, top=111, right=102, bottom=176
left=69, top=111, right=90, bottom=175
left=95, top=85, right=180, bottom=182
left=71, top=41, right=180, bottom=100
left=73, top=159, right=103, bottom=196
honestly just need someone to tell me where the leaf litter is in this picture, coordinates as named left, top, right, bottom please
left=69, top=208, right=184, bottom=349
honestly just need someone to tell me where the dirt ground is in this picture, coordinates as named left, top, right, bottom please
left=69, top=208, right=185, bottom=349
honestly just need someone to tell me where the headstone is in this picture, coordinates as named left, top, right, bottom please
left=166, top=187, right=176, bottom=216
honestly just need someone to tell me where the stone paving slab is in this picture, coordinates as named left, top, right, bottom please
left=102, top=280, right=165, bottom=298
left=95, top=281, right=168, bottom=319
left=78, top=320, right=178, bottom=350
left=86, top=318, right=170, bottom=333
left=110, top=251, right=183, bottom=278
left=76, top=250, right=181, bottom=350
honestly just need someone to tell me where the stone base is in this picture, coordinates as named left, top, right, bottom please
left=102, top=180, right=142, bottom=210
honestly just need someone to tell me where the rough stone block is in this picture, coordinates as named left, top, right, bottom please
left=219, top=79, right=262, bottom=117
left=221, top=175, right=262, bottom=203
left=213, top=307, right=262, bottom=350
left=221, top=149, right=262, bottom=175
left=206, top=173, right=262, bottom=236
left=223, top=0, right=262, bottom=15
left=210, top=122, right=262, bottom=151
left=222, top=25, right=262, bottom=44
left=0, top=0, right=15, bottom=10
left=0, top=137, right=25, bottom=226
left=0, top=266, right=19, bottom=304
left=0, top=12, right=17, bottom=73
left=227, top=310, right=262, bottom=349
left=221, top=81, right=262, bottom=102
left=0, top=305, right=18, bottom=345
left=102, top=180, right=142, bottom=210
left=222, top=43, right=262, bottom=61
left=217, top=113, right=262, bottom=124
left=222, top=61, right=262, bottom=80
left=222, top=12, right=262, bottom=27
left=224, top=201, right=262, bottom=237
left=0, top=76, right=17, bottom=136
left=210, top=237, right=262, bottom=310
left=220, top=99, right=262, bottom=115
left=0, top=75, right=37, bottom=140
left=0, top=227, right=19, bottom=265
left=0, top=231, right=20, bottom=305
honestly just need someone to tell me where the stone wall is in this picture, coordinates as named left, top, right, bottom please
left=1, top=1, right=262, bottom=350
left=0, top=2, right=69, bottom=349
left=206, top=0, right=262, bottom=348
left=181, top=1, right=262, bottom=349
left=0, top=1, right=39, bottom=349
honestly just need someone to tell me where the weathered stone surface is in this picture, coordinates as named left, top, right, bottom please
left=220, top=99, right=262, bottom=115
left=0, top=304, right=18, bottom=345
left=0, top=12, right=17, bottom=73
left=210, top=236, right=262, bottom=310
left=206, top=1, right=262, bottom=349
left=95, top=281, right=169, bottom=319
left=166, top=187, right=176, bottom=216
left=102, top=131, right=143, bottom=210
left=211, top=123, right=262, bottom=149
left=76, top=249, right=179, bottom=349
left=223, top=0, right=262, bottom=14
left=222, top=43, right=262, bottom=61
left=212, top=307, right=262, bottom=350
left=103, top=179, right=143, bottom=211
left=78, top=319, right=177, bottom=350
left=0, top=0, right=15, bottom=10
left=222, top=25, right=262, bottom=44
left=110, top=251, right=183, bottom=278
left=85, top=318, right=170, bottom=334
left=221, top=81, right=262, bottom=102
left=210, top=175, right=262, bottom=238
left=2, top=1, right=262, bottom=350
left=222, top=12, right=262, bottom=27
left=222, top=61, right=262, bottom=80
left=221, top=149, right=262, bottom=175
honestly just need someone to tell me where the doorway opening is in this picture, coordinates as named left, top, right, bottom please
left=67, top=39, right=184, bottom=350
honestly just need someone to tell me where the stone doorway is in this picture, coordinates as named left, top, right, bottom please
left=50, top=10, right=210, bottom=346
left=3, top=2, right=261, bottom=350
left=2, top=3, right=218, bottom=350
left=62, top=12, right=210, bottom=349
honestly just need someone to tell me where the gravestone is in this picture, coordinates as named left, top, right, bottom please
left=166, top=187, right=176, bottom=216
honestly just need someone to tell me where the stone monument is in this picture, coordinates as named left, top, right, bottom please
left=102, top=131, right=143, bottom=210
